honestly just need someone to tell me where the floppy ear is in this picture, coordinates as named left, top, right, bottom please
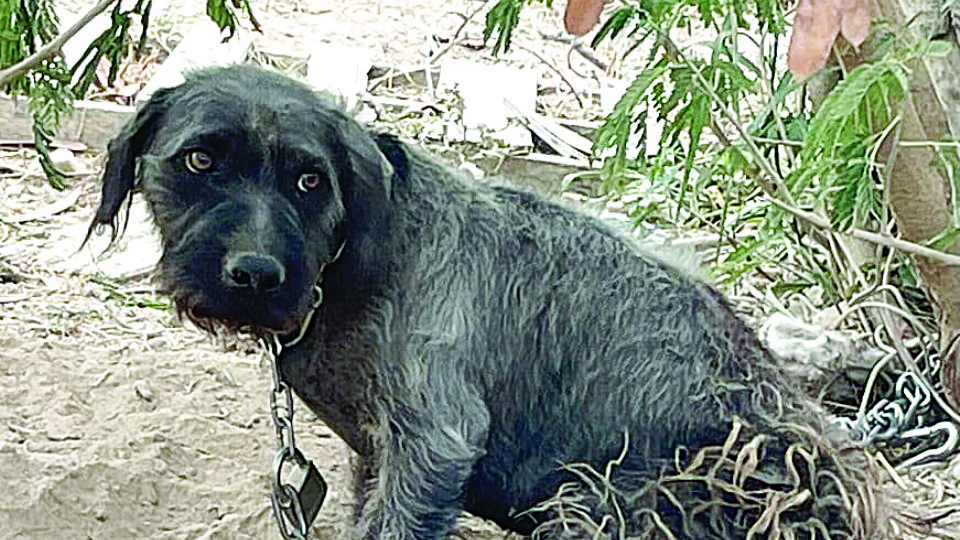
left=84, top=87, right=174, bottom=247
left=332, top=114, right=396, bottom=292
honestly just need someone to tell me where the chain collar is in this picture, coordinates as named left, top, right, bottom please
left=261, top=240, right=345, bottom=540
left=268, top=239, right=346, bottom=353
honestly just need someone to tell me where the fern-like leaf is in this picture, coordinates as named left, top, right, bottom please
left=30, top=59, right=74, bottom=190
left=803, top=60, right=908, bottom=158
left=595, top=64, right=669, bottom=186
left=591, top=5, right=641, bottom=48
left=792, top=57, right=910, bottom=230
left=484, top=0, right=525, bottom=56
left=206, top=0, right=261, bottom=39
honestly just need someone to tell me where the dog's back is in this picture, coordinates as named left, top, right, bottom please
left=342, top=134, right=874, bottom=537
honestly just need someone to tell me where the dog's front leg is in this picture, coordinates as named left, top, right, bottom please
left=357, top=384, right=490, bottom=540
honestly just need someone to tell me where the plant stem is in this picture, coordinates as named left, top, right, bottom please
left=657, top=35, right=960, bottom=266
left=0, top=0, right=120, bottom=88
left=767, top=197, right=960, bottom=266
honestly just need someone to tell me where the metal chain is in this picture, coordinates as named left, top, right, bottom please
left=264, top=334, right=310, bottom=540
left=262, top=284, right=327, bottom=540
left=839, top=371, right=959, bottom=468
left=260, top=243, right=345, bottom=538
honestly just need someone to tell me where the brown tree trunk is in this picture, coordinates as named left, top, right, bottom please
left=873, top=0, right=960, bottom=407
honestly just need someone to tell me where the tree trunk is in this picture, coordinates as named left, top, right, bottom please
left=872, top=0, right=960, bottom=407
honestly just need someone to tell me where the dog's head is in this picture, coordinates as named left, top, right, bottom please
left=87, top=65, right=395, bottom=334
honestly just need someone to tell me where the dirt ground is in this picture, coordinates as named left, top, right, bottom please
left=3, top=1, right=960, bottom=539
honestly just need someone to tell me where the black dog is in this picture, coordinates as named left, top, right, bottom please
left=88, top=66, right=877, bottom=539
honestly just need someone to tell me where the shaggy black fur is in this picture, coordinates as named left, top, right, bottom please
left=88, top=66, right=873, bottom=539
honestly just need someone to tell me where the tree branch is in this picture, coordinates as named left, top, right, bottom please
left=0, top=0, right=120, bottom=89
left=767, top=197, right=960, bottom=267
left=656, top=34, right=960, bottom=267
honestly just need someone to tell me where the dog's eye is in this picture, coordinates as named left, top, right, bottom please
left=185, top=150, right=214, bottom=173
left=298, top=173, right=322, bottom=192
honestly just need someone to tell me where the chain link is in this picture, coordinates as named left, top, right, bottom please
left=262, top=281, right=332, bottom=540
left=263, top=335, right=310, bottom=540
left=838, top=371, right=959, bottom=468
left=257, top=245, right=344, bottom=540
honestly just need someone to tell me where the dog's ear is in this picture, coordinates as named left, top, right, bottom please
left=333, top=115, right=396, bottom=292
left=84, top=87, right=174, bottom=247
left=372, top=133, right=409, bottom=180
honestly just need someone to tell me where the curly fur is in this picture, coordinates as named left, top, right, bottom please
left=87, top=66, right=892, bottom=539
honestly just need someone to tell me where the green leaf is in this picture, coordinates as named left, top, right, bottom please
left=483, top=0, right=524, bottom=56
left=830, top=164, right=861, bottom=230
left=206, top=0, right=258, bottom=37
left=595, top=65, right=669, bottom=151
left=207, top=0, right=237, bottom=37
left=717, top=236, right=765, bottom=282
left=694, top=0, right=716, bottom=27
left=924, top=39, right=953, bottom=58
left=925, top=226, right=960, bottom=251
left=594, top=64, right=668, bottom=189
left=804, top=60, right=908, bottom=154
left=592, top=5, right=641, bottom=48
left=677, top=94, right=711, bottom=215
left=29, top=59, right=74, bottom=190
left=794, top=57, right=909, bottom=228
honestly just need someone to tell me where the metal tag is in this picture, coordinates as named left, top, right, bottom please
left=289, top=459, right=327, bottom=528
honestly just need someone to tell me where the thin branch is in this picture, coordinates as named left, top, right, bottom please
left=0, top=0, right=120, bottom=88
left=538, top=32, right=610, bottom=71
left=656, top=33, right=960, bottom=267
left=751, top=137, right=804, bottom=148
left=571, top=40, right=609, bottom=71
left=898, top=140, right=960, bottom=148
left=516, top=43, right=584, bottom=108
left=428, top=0, right=498, bottom=66
left=767, top=197, right=960, bottom=266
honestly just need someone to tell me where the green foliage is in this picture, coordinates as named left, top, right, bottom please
left=591, top=4, right=643, bottom=47
left=71, top=0, right=153, bottom=97
left=801, top=62, right=907, bottom=159
left=29, top=60, right=74, bottom=189
left=481, top=0, right=784, bottom=55
left=206, top=0, right=261, bottom=38
left=594, top=4, right=765, bottom=237
left=484, top=0, right=534, bottom=56
left=1, top=0, right=71, bottom=187
left=594, top=63, right=668, bottom=191
left=789, top=55, right=911, bottom=230
left=483, top=0, right=952, bottom=312
left=0, top=0, right=60, bottom=95
left=541, top=1, right=950, bottom=304
left=2, top=0, right=258, bottom=189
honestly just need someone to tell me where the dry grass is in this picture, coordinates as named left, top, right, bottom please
left=526, top=402, right=952, bottom=539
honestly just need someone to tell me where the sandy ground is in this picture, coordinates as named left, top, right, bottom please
left=3, top=1, right=960, bottom=539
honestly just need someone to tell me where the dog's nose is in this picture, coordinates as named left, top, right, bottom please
left=223, top=253, right=286, bottom=292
